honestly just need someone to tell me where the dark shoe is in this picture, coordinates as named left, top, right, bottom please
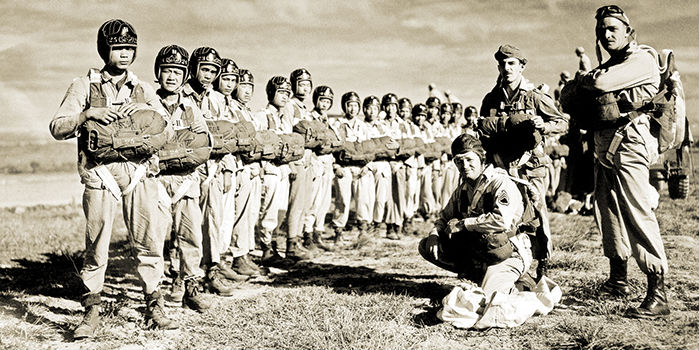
left=370, top=222, right=385, bottom=237
left=312, top=231, right=332, bottom=251
left=183, top=278, right=210, bottom=312
left=168, top=276, right=184, bottom=303
left=217, top=262, right=250, bottom=282
left=286, top=237, right=313, bottom=262
left=386, top=224, right=400, bottom=240
left=232, top=256, right=258, bottom=276
left=206, top=266, right=237, bottom=296
left=243, top=254, right=263, bottom=274
left=73, top=294, right=101, bottom=340
left=625, top=273, right=670, bottom=319
left=600, top=257, right=631, bottom=297
left=333, top=226, right=344, bottom=244
left=303, top=232, right=317, bottom=250
left=536, top=258, right=549, bottom=282
left=354, top=222, right=372, bottom=248
left=144, top=290, right=178, bottom=330
left=260, top=243, right=294, bottom=268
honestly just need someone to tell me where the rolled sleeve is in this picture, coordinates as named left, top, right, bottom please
left=50, top=78, right=88, bottom=140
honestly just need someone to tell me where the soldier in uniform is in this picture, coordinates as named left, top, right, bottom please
left=382, top=93, right=409, bottom=239
left=181, top=47, right=239, bottom=295
left=414, top=103, right=438, bottom=219
left=303, top=85, right=336, bottom=250
left=567, top=5, right=669, bottom=318
left=152, top=45, right=218, bottom=310
left=419, top=134, right=532, bottom=295
left=479, top=44, right=568, bottom=280
left=399, top=98, right=421, bottom=232
left=363, top=95, right=387, bottom=243
left=50, top=20, right=177, bottom=338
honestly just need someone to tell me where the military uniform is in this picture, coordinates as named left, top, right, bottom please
left=419, top=165, right=532, bottom=295
left=304, top=109, right=336, bottom=235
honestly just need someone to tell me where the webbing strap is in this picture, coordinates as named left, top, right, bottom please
left=95, top=166, right=122, bottom=199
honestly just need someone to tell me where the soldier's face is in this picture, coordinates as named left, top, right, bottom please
left=159, top=67, right=185, bottom=92
left=385, top=104, right=398, bottom=118
left=596, top=17, right=630, bottom=52
left=316, top=98, right=332, bottom=112
left=427, top=106, right=440, bottom=119
left=364, top=105, right=379, bottom=121
left=108, top=46, right=135, bottom=70
left=346, top=102, right=360, bottom=118
left=399, top=106, right=411, bottom=120
left=218, top=75, right=238, bottom=96
left=236, top=83, right=254, bottom=104
left=498, top=58, right=525, bottom=84
left=272, top=90, right=290, bottom=108
left=196, top=64, right=219, bottom=88
left=295, top=80, right=312, bottom=99
left=454, top=151, right=485, bottom=181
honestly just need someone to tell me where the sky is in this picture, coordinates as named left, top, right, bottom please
left=1, top=0, right=697, bottom=139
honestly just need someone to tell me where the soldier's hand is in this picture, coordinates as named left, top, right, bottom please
left=84, top=107, right=123, bottom=125
left=425, top=233, right=440, bottom=261
left=447, top=218, right=465, bottom=234
left=118, top=102, right=149, bottom=116
left=223, top=170, right=233, bottom=193
left=530, top=115, right=546, bottom=130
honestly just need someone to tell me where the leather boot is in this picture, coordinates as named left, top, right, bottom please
left=260, top=242, right=293, bottom=268
left=232, top=256, right=258, bottom=276
left=601, top=257, right=631, bottom=296
left=168, top=275, right=184, bottom=303
left=144, top=290, right=178, bottom=330
left=312, top=230, right=332, bottom=251
left=536, top=258, right=549, bottom=282
left=625, top=273, right=670, bottom=319
left=183, top=278, right=210, bottom=312
left=286, top=237, right=313, bottom=262
left=333, top=226, right=344, bottom=244
left=206, top=265, right=236, bottom=296
left=354, top=221, right=372, bottom=248
left=73, top=293, right=101, bottom=339
left=386, top=224, right=400, bottom=240
left=243, top=254, right=263, bottom=274
left=303, top=231, right=317, bottom=251
left=216, top=262, right=250, bottom=282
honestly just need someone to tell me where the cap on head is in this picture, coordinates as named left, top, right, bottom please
left=265, top=76, right=292, bottom=102
left=341, top=91, right=361, bottom=114
left=440, top=103, right=453, bottom=115
left=575, top=47, right=585, bottom=55
left=313, top=85, right=334, bottom=108
left=398, top=97, right=412, bottom=110
left=494, top=44, right=527, bottom=65
left=220, top=58, right=239, bottom=77
left=290, top=68, right=312, bottom=92
left=381, top=93, right=398, bottom=109
left=451, top=134, right=485, bottom=160
left=363, top=95, right=380, bottom=109
left=560, top=71, right=571, bottom=80
left=189, top=47, right=222, bottom=78
left=238, top=69, right=254, bottom=85
left=595, top=5, right=630, bottom=26
left=412, top=103, right=427, bottom=118
left=154, top=44, right=189, bottom=79
left=97, top=19, right=138, bottom=63
left=452, top=102, right=463, bottom=112
left=426, top=96, right=441, bottom=108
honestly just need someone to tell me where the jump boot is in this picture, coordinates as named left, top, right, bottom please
left=183, top=278, right=210, bottom=312
left=354, top=221, right=372, bottom=248
left=286, top=237, right=313, bottom=262
left=312, top=230, right=332, bottom=251
left=232, top=255, right=259, bottom=276
left=144, top=290, right=178, bottom=330
left=386, top=224, right=400, bottom=240
left=600, top=257, right=631, bottom=297
left=625, top=273, right=670, bottom=319
left=73, top=293, right=101, bottom=340
left=206, top=265, right=236, bottom=296
left=216, top=262, right=250, bottom=282
left=303, top=231, right=317, bottom=251
left=260, top=241, right=293, bottom=268
left=536, top=258, right=549, bottom=282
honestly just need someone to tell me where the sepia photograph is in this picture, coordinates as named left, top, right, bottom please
left=0, top=0, right=697, bottom=349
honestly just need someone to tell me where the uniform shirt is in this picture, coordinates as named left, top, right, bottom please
left=365, top=118, right=386, bottom=138
left=286, top=97, right=311, bottom=124
left=384, top=116, right=407, bottom=139
left=49, top=67, right=161, bottom=185
left=256, top=103, right=290, bottom=134
left=334, top=115, right=370, bottom=142
left=480, top=77, right=568, bottom=136
left=435, top=164, right=523, bottom=235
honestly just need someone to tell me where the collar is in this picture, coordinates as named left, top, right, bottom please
left=100, top=66, right=136, bottom=86
left=291, top=97, right=307, bottom=110
left=181, top=81, right=211, bottom=99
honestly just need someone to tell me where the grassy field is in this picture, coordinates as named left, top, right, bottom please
left=0, top=157, right=698, bottom=349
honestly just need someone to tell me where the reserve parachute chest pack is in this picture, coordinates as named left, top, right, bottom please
left=157, top=104, right=211, bottom=173
left=293, top=119, right=344, bottom=154
left=206, top=119, right=256, bottom=157
left=240, top=129, right=281, bottom=162
left=80, top=69, right=170, bottom=163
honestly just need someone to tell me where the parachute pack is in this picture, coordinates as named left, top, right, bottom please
left=158, top=128, right=211, bottom=173
left=206, top=119, right=256, bottom=157
left=82, top=109, right=170, bottom=163
left=371, top=136, right=400, bottom=161
left=293, top=119, right=344, bottom=154
left=335, top=140, right=375, bottom=166
left=241, top=129, right=281, bottom=162
left=276, top=133, right=305, bottom=164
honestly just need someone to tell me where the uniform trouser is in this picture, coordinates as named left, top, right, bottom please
left=371, top=161, right=392, bottom=224
left=440, top=162, right=460, bottom=209
left=354, top=166, right=376, bottom=223
left=419, top=164, right=438, bottom=215
left=404, top=163, right=420, bottom=219
left=81, top=177, right=164, bottom=295
left=418, top=234, right=532, bottom=296
left=159, top=174, right=205, bottom=280
left=200, top=171, right=230, bottom=266
left=305, top=156, right=334, bottom=233
left=287, top=163, right=311, bottom=241
left=386, top=161, right=407, bottom=226
left=259, top=163, right=289, bottom=245
left=332, top=166, right=354, bottom=228
left=593, top=120, right=668, bottom=275
left=220, top=177, right=237, bottom=255
left=231, top=164, right=261, bottom=258
left=432, top=168, right=444, bottom=209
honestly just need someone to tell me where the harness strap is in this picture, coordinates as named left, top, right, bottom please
left=122, top=164, right=148, bottom=196
left=95, top=166, right=122, bottom=199
left=202, top=162, right=219, bottom=186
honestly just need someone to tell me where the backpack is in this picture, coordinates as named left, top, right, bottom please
left=82, top=109, right=170, bottom=163
left=636, top=45, right=687, bottom=154
left=158, top=128, right=211, bottom=173
left=206, top=119, right=256, bottom=157
left=276, top=133, right=306, bottom=164
left=293, top=119, right=326, bottom=149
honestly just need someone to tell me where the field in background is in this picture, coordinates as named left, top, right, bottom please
left=0, top=149, right=697, bottom=349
